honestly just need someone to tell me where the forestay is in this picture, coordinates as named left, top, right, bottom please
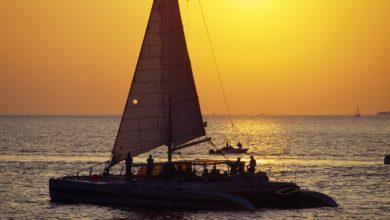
left=110, top=0, right=205, bottom=166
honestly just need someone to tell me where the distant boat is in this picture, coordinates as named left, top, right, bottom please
left=209, top=142, right=249, bottom=155
left=376, top=111, right=390, bottom=116
left=385, top=155, right=390, bottom=165
left=355, top=106, right=361, bottom=117
left=49, top=0, right=337, bottom=210
left=209, top=145, right=249, bottom=155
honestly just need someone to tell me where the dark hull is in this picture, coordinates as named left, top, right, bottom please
left=209, top=148, right=249, bottom=154
left=49, top=177, right=337, bottom=210
left=254, top=189, right=338, bottom=209
left=385, top=155, right=390, bottom=165
left=228, top=181, right=338, bottom=209
left=49, top=178, right=255, bottom=211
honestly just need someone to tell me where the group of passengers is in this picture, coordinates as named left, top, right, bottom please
left=202, top=164, right=228, bottom=182
left=125, top=153, right=195, bottom=181
left=163, top=162, right=195, bottom=181
left=124, top=153, right=258, bottom=182
left=125, top=153, right=155, bottom=180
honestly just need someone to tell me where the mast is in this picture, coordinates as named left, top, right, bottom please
left=168, top=145, right=173, bottom=162
left=167, top=95, right=173, bottom=162
left=164, top=0, right=208, bottom=161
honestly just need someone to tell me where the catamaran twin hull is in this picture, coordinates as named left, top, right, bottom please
left=49, top=177, right=256, bottom=210
left=49, top=174, right=337, bottom=211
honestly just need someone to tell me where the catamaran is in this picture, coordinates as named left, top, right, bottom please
left=49, top=0, right=337, bottom=210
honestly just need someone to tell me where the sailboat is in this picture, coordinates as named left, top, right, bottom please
left=49, top=0, right=337, bottom=210
left=355, top=106, right=361, bottom=117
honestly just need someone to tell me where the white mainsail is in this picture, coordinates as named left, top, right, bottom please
left=110, top=0, right=205, bottom=166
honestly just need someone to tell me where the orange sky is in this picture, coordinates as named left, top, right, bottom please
left=0, top=0, right=389, bottom=115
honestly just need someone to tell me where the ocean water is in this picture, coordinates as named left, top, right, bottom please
left=0, top=115, right=389, bottom=219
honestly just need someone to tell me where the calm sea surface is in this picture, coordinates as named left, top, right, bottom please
left=0, top=115, right=389, bottom=219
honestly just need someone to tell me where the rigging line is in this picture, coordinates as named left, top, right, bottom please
left=198, top=0, right=234, bottom=128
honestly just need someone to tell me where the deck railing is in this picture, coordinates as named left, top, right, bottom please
left=62, top=159, right=297, bottom=185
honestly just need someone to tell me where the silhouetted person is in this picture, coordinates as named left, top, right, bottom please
left=209, top=164, right=221, bottom=182
left=237, top=158, right=244, bottom=173
left=237, top=142, right=242, bottom=149
left=230, top=158, right=241, bottom=175
left=202, top=167, right=209, bottom=180
left=184, top=164, right=193, bottom=180
left=125, top=153, right=133, bottom=180
left=162, top=162, right=175, bottom=180
left=202, top=162, right=209, bottom=180
left=248, top=155, right=256, bottom=173
left=146, top=155, right=154, bottom=178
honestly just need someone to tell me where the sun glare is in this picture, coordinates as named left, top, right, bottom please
left=231, top=0, right=265, bottom=10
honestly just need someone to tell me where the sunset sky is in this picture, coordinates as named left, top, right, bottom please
left=0, top=0, right=389, bottom=115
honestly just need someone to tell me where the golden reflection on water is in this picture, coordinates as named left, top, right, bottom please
left=207, top=117, right=289, bottom=157
left=1, top=116, right=390, bottom=219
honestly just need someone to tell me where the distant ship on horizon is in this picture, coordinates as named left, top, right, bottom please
left=355, top=106, right=361, bottom=117
left=376, top=111, right=390, bottom=116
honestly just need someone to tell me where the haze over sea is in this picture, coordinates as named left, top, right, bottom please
left=0, top=115, right=389, bottom=219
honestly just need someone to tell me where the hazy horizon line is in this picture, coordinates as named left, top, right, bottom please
left=0, top=113, right=381, bottom=117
